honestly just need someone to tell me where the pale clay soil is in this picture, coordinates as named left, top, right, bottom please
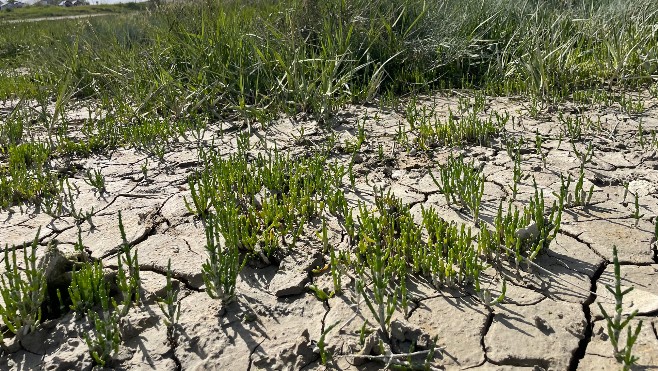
left=1, top=93, right=658, bottom=370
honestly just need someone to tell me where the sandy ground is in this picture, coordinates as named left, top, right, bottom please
left=1, top=93, right=657, bottom=370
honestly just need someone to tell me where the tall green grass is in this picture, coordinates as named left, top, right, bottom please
left=4, top=0, right=657, bottom=116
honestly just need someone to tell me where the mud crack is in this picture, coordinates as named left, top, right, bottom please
left=246, top=339, right=266, bottom=371
left=568, top=259, right=608, bottom=371
left=479, top=308, right=494, bottom=365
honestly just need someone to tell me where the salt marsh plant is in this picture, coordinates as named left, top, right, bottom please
left=0, top=141, right=59, bottom=209
left=405, top=99, right=506, bottom=150
left=0, top=232, right=47, bottom=337
left=598, top=246, right=643, bottom=370
left=318, top=321, right=340, bottom=365
left=559, top=113, right=584, bottom=142
left=83, top=168, right=106, bottom=193
left=69, top=259, right=108, bottom=315
left=509, top=146, right=523, bottom=200
left=429, top=155, right=484, bottom=223
left=8, top=0, right=658, bottom=115
left=84, top=289, right=121, bottom=368
left=116, top=211, right=140, bottom=316
left=187, top=147, right=343, bottom=262
left=553, top=142, right=595, bottom=208
left=535, top=131, right=547, bottom=168
left=158, top=259, right=181, bottom=345
left=355, top=238, right=405, bottom=342
left=479, top=279, right=507, bottom=307
left=483, top=183, right=562, bottom=268
left=202, top=215, right=245, bottom=304
left=353, top=192, right=486, bottom=294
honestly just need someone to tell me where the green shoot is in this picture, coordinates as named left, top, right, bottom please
left=597, top=246, right=643, bottom=370
left=0, top=231, right=47, bottom=337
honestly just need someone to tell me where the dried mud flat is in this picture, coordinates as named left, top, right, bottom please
left=1, top=94, right=658, bottom=370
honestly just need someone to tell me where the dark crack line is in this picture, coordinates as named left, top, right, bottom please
left=98, top=199, right=171, bottom=261
left=321, top=299, right=331, bottom=331
left=487, top=355, right=552, bottom=369
left=568, top=259, right=608, bottom=371
left=98, top=222, right=157, bottom=261
left=479, top=308, right=494, bottom=366
left=164, top=326, right=183, bottom=371
left=182, top=239, right=200, bottom=257
left=559, top=228, right=608, bottom=261
left=246, top=338, right=266, bottom=371
left=508, top=295, right=549, bottom=307
left=487, top=179, right=511, bottom=199
left=405, top=298, right=426, bottom=319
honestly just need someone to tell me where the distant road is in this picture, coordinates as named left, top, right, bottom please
left=2, top=13, right=113, bottom=24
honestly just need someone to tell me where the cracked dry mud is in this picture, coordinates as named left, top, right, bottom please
left=2, top=93, right=658, bottom=370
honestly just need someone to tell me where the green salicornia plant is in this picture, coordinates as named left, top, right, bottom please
left=355, top=247, right=404, bottom=343
left=84, top=287, right=121, bottom=368
left=0, top=231, right=47, bottom=337
left=68, top=231, right=108, bottom=315
left=622, top=182, right=630, bottom=204
left=329, top=244, right=343, bottom=295
left=318, top=321, right=340, bottom=365
left=158, top=259, right=181, bottom=345
left=69, top=259, right=108, bottom=315
left=429, top=155, right=485, bottom=224
left=116, top=211, right=140, bottom=316
left=598, top=246, right=643, bottom=370
left=202, top=215, right=245, bottom=304
left=510, top=147, right=522, bottom=200
left=83, top=168, right=106, bottom=193
left=405, top=99, right=506, bottom=150
left=479, top=279, right=507, bottom=307
left=535, top=131, right=547, bottom=168
left=482, top=181, right=562, bottom=269
left=184, top=170, right=213, bottom=219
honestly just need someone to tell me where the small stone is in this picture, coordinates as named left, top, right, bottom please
left=392, top=170, right=404, bottom=180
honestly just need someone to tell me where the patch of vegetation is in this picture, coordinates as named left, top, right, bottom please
left=0, top=232, right=47, bottom=337
left=598, top=246, right=643, bottom=370
left=0, top=3, right=147, bottom=22
left=188, top=146, right=349, bottom=263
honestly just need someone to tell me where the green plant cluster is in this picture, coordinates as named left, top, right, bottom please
left=405, top=96, right=507, bottom=150
left=429, top=155, right=485, bottom=223
left=0, top=214, right=144, bottom=367
left=3, top=0, right=657, bottom=119
left=481, top=184, right=562, bottom=268
left=0, top=142, right=59, bottom=209
left=0, top=232, right=47, bottom=337
left=598, top=246, right=643, bottom=370
left=187, top=148, right=343, bottom=261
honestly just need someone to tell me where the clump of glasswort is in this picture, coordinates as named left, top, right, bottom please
left=598, top=246, right=643, bottom=370
left=0, top=230, right=47, bottom=338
